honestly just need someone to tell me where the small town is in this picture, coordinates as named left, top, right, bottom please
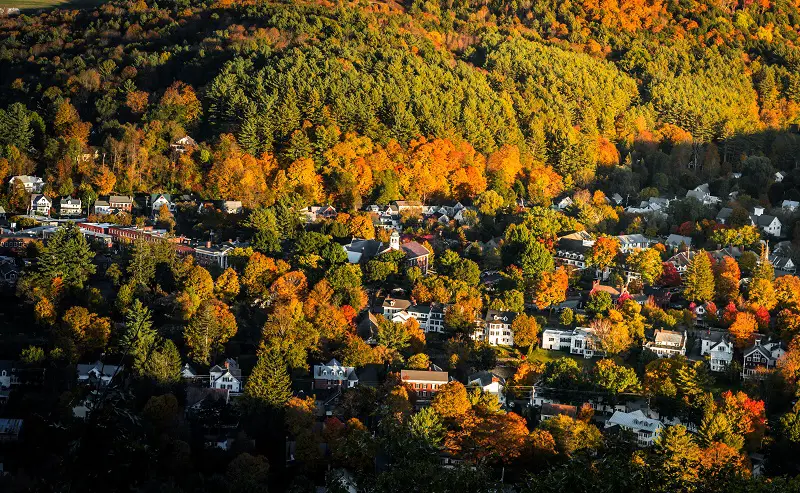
left=3, top=0, right=800, bottom=491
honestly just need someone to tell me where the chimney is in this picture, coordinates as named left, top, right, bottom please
left=206, top=240, right=212, bottom=248
left=224, top=360, right=230, bottom=369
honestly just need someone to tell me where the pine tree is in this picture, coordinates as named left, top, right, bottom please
left=184, top=303, right=216, bottom=365
left=121, top=300, right=157, bottom=375
left=246, top=346, right=292, bottom=408
left=37, top=224, right=96, bottom=290
left=237, top=103, right=261, bottom=155
left=144, top=339, right=182, bottom=384
left=684, top=251, right=715, bottom=302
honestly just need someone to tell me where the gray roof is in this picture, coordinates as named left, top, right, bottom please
left=484, top=309, right=518, bottom=324
left=467, top=370, right=505, bottom=387
left=345, top=239, right=385, bottom=260
left=753, top=214, right=778, bottom=227
left=109, top=195, right=133, bottom=204
left=717, top=208, right=733, bottom=220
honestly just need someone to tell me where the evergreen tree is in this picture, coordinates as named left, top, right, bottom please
left=237, top=103, right=261, bottom=155
left=37, top=224, right=96, bottom=290
left=684, top=251, right=715, bottom=303
left=244, top=207, right=281, bottom=253
left=121, top=299, right=157, bottom=375
left=144, top=339, right=182, bottom=384
left=246, top=345, right=292, bottom=408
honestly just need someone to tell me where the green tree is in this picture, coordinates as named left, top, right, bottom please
left=408, top=407, right=445, bottom=449
left=120, top=300, right=157, bottom=375
left=592, top=359, right=639, bottom=393
left=653, top=425, right=701, bottom=490
left=245, top=207, right=281, bottom=253
left=626, top=248, right=663, bottom=285
left=36, top=224, right=96, bottom=290
left=144, top=339, right=182, bottom=384
left=376, top=317, right=411, bottom=352
left=246, top=345, right=292, bottom=408
left=20, top=345, right=45, bottom=365
left=684, top=251, right=715, bottom=303
left=586, top=291, right=612, bottom=316
left=520, top=241, right=554, bottom=280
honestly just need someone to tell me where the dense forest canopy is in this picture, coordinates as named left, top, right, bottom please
left=0, top=0, right=798, bottom=209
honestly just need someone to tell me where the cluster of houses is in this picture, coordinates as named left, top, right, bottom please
left=304, top=200, right=475, bottom=231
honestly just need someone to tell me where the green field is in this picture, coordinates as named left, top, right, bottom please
left=0, top=0, right=103, bottom=10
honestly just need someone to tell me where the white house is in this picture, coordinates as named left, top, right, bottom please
left=472, top=309, right=517, bottom=346
left=700, top=331, right=734, bottom=372
left=209, top=359, right=242, bottom=394
left=150, top=193, right=176, bottom=215
left=685, top=184, right=720, bottom=205
left=541, top=327, right=599, bottom=358
left=625, top=197, right=670, bottom=217
left=466, top=371, right=506, bottom=406
left=222, top=200, right=243, bottom=214
left=58, top=196, right=82, bottom=217
left=752, top=209, right=782, bottom=237
left=643, top=329, right=687, bottom=358
left=782, top=200, right=800, bottom=212
left=93, top=200, right=111, bottom=215
left=775, top=171, right=785, bottom=182
left=390, top=302, right=446, bottom=333
left=9, top=175, right=44, bottom=194
left=312, top=358, right=358, bottom=390
left=616, top=234, right=650, bottom=253
left=605, top=410, right=663, bottom=447
left=30, top=194, right=52, bottom=216
left=77, top=361, right=120, bottom=387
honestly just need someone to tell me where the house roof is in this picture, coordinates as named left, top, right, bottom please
left=653, top=329, right=685, bottom=346
left=617, top=234, right=649, bottom=247
left=541, top=403, right=577, bottom=417
left=401, top=241, right=430, bottom=259
left=484, top=309, right=517, bottom=324
left=383, top=296, right=412, bottom=310
left=77, top=361, right=119, bottom=378
left=665, top=234, right=692, bottom=247
left=209, top=358, right=241, bottom=379
left=109, top=195, right=133, bottom=203
left=345, top=239, right=385, bottom=260
left=60, top=197, right=81, bottom=206
left=717, top=208, right=733, bottom=220
left=467, top=370, right=506, bottom=387
left=753, top=214, right=778, bottom=227
left=607, top=410, right=662, bottom=432
left=400, top=369, right=449, bottom=382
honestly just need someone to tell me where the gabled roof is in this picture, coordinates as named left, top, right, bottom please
left=665, top=234, right=692, bottom=247
left=484, top=309, right=517, bottom=324
left=753, top=214, right=779, bottom=227
left=382, top=296, right=412, bottom=310
left=607, top=410, right=662, bottom=432
left=345, top=239, right=385, bottom=260
left=401, top=241, right=430, bottom=259
left=109, top=195, right=133, bottom=204
left=467, top=370, right=506, bottom=387
left=400, top=369, right=449, bottom=382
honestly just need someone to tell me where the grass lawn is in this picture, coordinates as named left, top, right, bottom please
left=0, top=0, right=104, bottom=10
left=526, top=347, right=595, bottom=369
